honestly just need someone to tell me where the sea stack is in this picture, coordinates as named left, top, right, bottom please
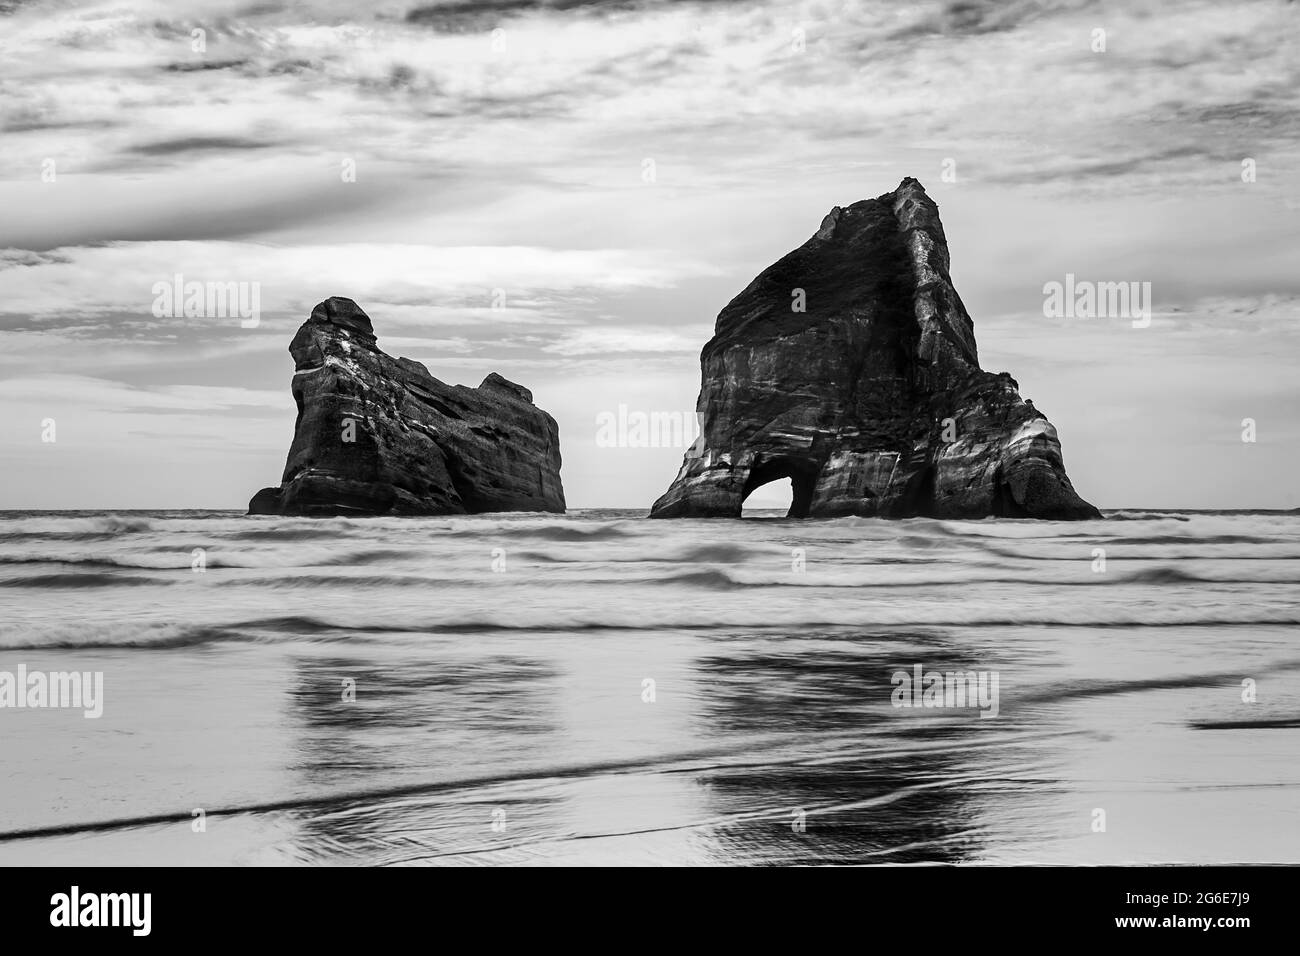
left=249, top=297, right=564, bottom=516
left=650, top=178, right=1099, bottom=520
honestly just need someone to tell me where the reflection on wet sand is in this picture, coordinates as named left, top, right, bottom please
left=280, top=631, right=1051, bottom=865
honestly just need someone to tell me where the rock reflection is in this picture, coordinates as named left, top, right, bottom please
left=689, top=635, right=1000, bottom=864
left=284, top=651, right=562, bottom=863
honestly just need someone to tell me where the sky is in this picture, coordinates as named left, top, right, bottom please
left=1, top=0, right=1298, bottom=510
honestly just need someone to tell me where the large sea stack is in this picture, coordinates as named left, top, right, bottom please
left=650, top=178, right=1099, bottom=520
left=249, top=297, right=564, bottom=516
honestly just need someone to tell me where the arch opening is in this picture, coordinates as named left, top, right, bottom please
left=740, top=458, right=818, bottom=518
left=741, top=477, right=793, bottom=518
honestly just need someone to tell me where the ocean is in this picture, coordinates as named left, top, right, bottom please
left=1, top=509, right=1297, bottom=865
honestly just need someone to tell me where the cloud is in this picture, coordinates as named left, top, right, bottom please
left=0, top=375, right=291, bottom=412
left=0, top=0, right=1298, bottom=508
left=0, top=241, right=713, bottom=325
left=2, top=0, right=1292, bottom=198
left=543, top=326, right=703, bottom=355
left=129, top=135, right=278, bottom=156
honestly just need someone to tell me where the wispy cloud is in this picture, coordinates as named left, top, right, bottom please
left=0, top=0, right=1297, bottom=507
left=0, top=240, right=711, bottom=322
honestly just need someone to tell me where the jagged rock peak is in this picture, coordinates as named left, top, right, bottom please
left=309, top=295, right=374, bottom=336
left=650, top=178, right=1099, bottom=520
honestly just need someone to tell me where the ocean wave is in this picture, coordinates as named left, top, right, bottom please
left=6, top=612, right=1300, bottom=650
left=0, top=556, right=185, bottom=570
left=626, top=564, right=1300, bottom=589
left=5, top=560, right=1300, bottom=592
left=1105, top=511, right=1192, bottom=521
left=222, top=527, right=366, bottom=542
left=1122, top=566, right=1202, bottom=584
left=0, top=573, right=169, bottom=588
left=448, top=522, right=635, bottom=542
left=0, top=548, right=412, bottom=571
left=4, top=510, right=1300, bottom=650
left=513, top=543, right=758, bottom=564
left=0, top=514, right=161, bottom=539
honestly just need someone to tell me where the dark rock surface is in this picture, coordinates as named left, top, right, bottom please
left=650, top=178, right=1099, bottom=520
left=249, top=297, right=564, bottom=516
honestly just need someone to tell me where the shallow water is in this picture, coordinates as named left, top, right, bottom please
left=1, top=509, right=1297, bottom=864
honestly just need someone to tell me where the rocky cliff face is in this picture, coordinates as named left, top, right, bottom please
left=249, top=297, right=564, bottom=516
left=650, top=178, right=1099, bottom=520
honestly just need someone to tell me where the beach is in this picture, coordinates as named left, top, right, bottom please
left=1, top=509, right=1297, bottom=865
